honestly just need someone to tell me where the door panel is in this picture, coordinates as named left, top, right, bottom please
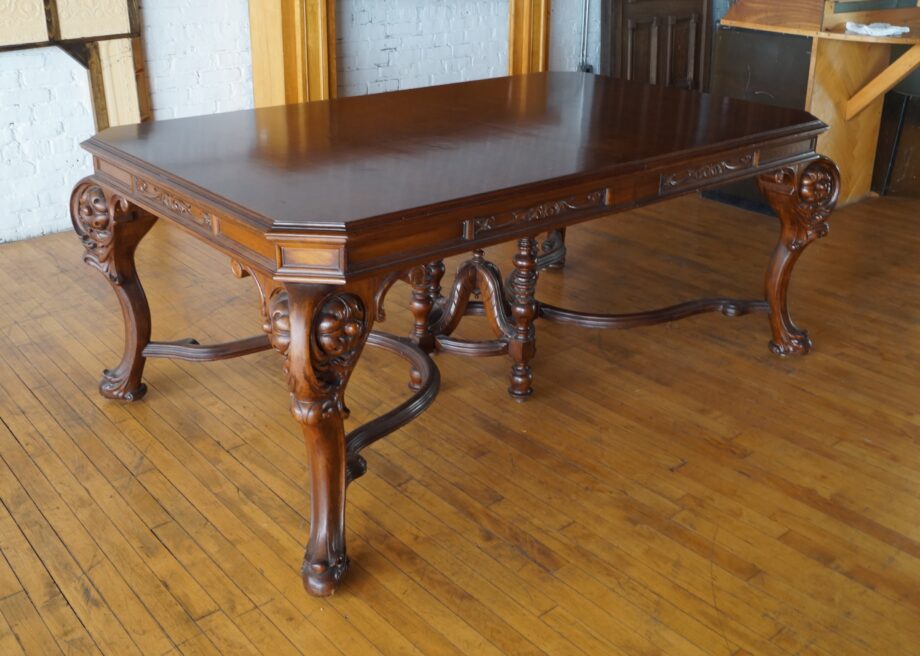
left=603, top=0, right=711, bottom=91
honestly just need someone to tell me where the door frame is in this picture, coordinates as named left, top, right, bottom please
left=248, top=0, right=550, bottom=106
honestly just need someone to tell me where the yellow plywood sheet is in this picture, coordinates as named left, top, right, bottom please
left=806, top=38, right=891, bottom=204
left=98, top=38, right=141, bottom=127
left=57, top=0, right=130, bottom=40
left=0, top=0, right=48, bottom=47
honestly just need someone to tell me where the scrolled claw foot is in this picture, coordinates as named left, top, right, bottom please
left=100, top=368, right=148, bottom=401
left=769, top=330, right=812, bottom=357
left=302, top=554, right=349, bottom=597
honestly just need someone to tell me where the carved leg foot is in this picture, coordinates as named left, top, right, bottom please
left=71, top=180, right=157, bottom=401
left=757, top=157, right=840, bottom=356
left=266, top=284, right=374, bottom=596
left=508, top=237, right=539, bottom=400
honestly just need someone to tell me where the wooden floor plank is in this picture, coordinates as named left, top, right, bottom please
left=0, top=500, right=101, bottom=655
left=0, top=591, right=63, bottom=656
left=0, top=193, right=917, bottom=654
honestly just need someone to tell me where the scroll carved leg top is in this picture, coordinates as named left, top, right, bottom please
left=758, top=157, right=840, bottom=252
left=71, top=180, right=133, bottom=283
left=266, top=287, right=368, bottom=426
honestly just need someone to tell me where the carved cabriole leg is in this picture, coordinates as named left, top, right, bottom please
left=757, top=156, right=840, bottom=356
left=70, top=179, right=157, bottom=401
left=508, top=236, right=539, bottom=400
left=265, top=282, right=375, bottom=596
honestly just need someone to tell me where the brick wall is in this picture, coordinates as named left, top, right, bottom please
left=0, top=0, right=594, bottom=243
left=142, top=0, right=254, bottom=120
left=0, top=48, right=96, bottom=243
left=335, top=0, right=509, bottom=97
left=549, top=0, right=600, bottom=73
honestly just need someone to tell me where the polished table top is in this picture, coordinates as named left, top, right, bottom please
left=86, top=72, right=824, bottom=233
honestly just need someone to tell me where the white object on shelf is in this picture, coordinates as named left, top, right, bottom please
left=845, top=22, right=911, bottom=37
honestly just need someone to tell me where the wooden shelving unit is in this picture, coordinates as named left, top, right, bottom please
left=722, top=0, right=920, bottom=203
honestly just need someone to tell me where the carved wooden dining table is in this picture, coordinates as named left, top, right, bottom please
left=70, top=72, right=840, bottom=596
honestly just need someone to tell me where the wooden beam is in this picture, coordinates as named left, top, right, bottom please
left=97, top=38, right=142, bottom=127
left=83, top=36, right=147, bottom=131
left=249, top=0, right=336, bottom=108
left=846, top=44, right=920, bottom=121
left=509, top=0, right=550, bottom=75
left=304, top=0, right=337, bottom=101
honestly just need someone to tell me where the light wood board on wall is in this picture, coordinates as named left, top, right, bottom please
left=248, top=0, right=337, bottom=107
left=806, top=38, right=891, bottom=204
left=509, top=0, right=550, bottom=75
left=57, top=0, right=131, bottom=40
left=0, top=0, right=48, bottom=47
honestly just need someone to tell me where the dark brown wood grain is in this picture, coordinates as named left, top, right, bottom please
left=71, top=72, right=838, bottom=596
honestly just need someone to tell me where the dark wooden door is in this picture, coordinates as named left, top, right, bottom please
left=601, top=0, right=711, bottom=91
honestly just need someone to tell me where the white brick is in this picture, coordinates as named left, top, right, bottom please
left=335, top=0, right=510, bottom=98
left=0, top=86, right=52, bottom=106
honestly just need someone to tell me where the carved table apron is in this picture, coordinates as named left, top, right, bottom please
left=69, top=72, right=839, bottom=596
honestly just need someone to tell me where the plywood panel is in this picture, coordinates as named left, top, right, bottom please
left=57, top=0, right=131, bottom=40
left=846, top=44, right=920, bottom=120
left=806, top=38, right=891, bottom=203
left=0, top=0, right=48, bottom=47
left=98, top=38, right=141, bottom=127
left=249, top=0, right=288, bottom=107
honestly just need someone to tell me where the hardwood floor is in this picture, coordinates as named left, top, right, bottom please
left=0, top=193, right=918, bottom=655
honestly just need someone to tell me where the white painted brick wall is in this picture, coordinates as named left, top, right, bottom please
left=549, top=0, right=601, bottom=73
left=335, top=0, right=509, bottom=96
left=141, top=0, right=254, bottom=120
left=1, top=0, right=599, bottom=242
left=0, top=49, right=96, bottom=243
